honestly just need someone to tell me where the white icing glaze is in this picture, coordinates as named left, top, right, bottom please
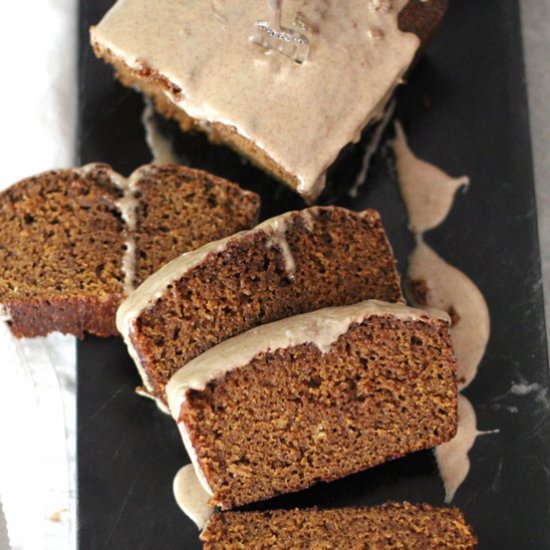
left=91, top=0, right=419, bottom=199
left=116, top=172, right=140, bottom=295
left=393, top=122, right=469, bottom=234
left=407, top=239, right=490, bottom=390
left=141, top=99, right=179, bottom=164
left=134, top=386, right=170, bottom=414
left=173, top=464, right=215, bottom=529
left=166, top=299, right=449, bottom=419
left=75, top=163, right=139, bottom=295
left=349, top=100, right=396, bottom=198
left=264, top=217, right=296, bottom=278
left=300, top=209, right=315, bottom=231
left=75, top=163, right=127, bottom=189
left=435, top=395, right=498, bottom=503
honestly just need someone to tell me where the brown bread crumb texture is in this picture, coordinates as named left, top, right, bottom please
left=201, top=503, right=477, bottom=550
left=90, top=0, right=447, bottom=198
left=179, top=314, right=457, bottom=509
left=129, top=207, right=403, bottom=403
left=132, top=164, right=260, bottom=284
left=0, top=164, right=259, bottom=338
left=0, top=165, right=126, bottom=338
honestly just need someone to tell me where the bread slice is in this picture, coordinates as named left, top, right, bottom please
left=130, top=164, right=260, bottom=284
left=90, top=0, right=447, bottom=200
left=0, top=164, right=259, bottom=338
left=167, top=300, right=457, bottom=509
left=201, top=503, right=477, bottom=549
left=117, top=206, right=403, bottom=404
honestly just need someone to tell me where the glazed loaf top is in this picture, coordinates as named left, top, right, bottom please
left=91, top=0, right=446, bottom=200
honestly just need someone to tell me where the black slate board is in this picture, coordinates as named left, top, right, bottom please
left=77, top=1, right=550, bottom=548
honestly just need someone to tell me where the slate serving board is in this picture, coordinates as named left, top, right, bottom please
left=77, top=1, right=550, bottom=548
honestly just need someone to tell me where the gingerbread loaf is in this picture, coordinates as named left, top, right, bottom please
left=201, top=503, right=477, bottom=549
left=0, top=163, right=259, bottom=338
left=167, top=300, right=457, bottom=509
left=90, top=0, right=447, bottom=201
left=117, top=206, right=403, bottom=404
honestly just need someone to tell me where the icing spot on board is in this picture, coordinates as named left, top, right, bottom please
left=510, top=382, right=549, bottom=406
left=435, top=395, right=498, bottom=503
left=393, top=121, right=469, bottom=234
left=141, top=99, right=179, bottom=164
left=407, top=239, right=490, bottom=390
left=394, top=123, right=495, bottom=502
left=173, top=464, right=215, bottom=529
left=491, top=379, right=550, bottom=413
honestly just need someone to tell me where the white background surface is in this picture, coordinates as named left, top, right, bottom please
left=0, top=1, right=548, bottom=549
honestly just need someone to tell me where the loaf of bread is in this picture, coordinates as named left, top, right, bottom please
left=91, top=0, right=447, bottom=200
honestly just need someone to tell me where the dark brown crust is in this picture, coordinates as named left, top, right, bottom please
left=399, top=0, right=448, bottom=47
left=201, top=503, right=477, bottom=549
left=90, top=0, right=448, bottom=200
left=5, top=294, right=121, bottom=339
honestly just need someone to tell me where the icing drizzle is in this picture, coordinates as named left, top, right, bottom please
left=349, top=100, right=396, bottom=198
left=115, top=189, right=139, bottom=295
left=76, top=163, right=139, bottom=295
left=393, top=123, right=494, bottom=502
left=141, top=99, right=179, bottom=164
left=173, top=464, right=215, bottom=529
left=265, top=217, right=296, bottom=278
left=407, top=238, right=490, bottom=390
